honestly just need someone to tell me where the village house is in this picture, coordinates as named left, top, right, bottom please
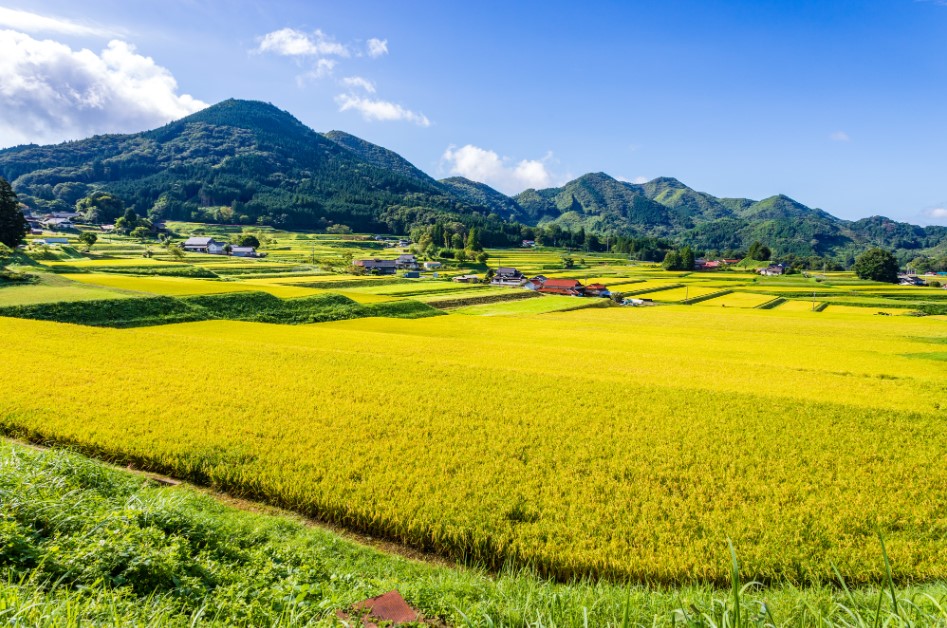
left=452, top=274, right=480, bottom=283
left=230, top=246, right=260, bottom=258
left=422, top=261, right=442, bottom=271
left=41, top=217, right=74, bottom=230
left=491, top=267, right=526, bottom=286
left=759, top=264, right=787, bottom=276
left=521, top=239, right=536, bottom=248
left=354, top=259, right=397, bottom=275
left=584, top=283, right=611, bottom=298
left=395, top=254, right=419, bottom=270
left=539, top=278, right=585, bottom=296
left=525, top=275, right=547, bottom=290
left=182, top=237, right=227, bottom=254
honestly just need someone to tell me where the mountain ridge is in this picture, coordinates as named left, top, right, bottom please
left=1, top=98, right=945, bottom=260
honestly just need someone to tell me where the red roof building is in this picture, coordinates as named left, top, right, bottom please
left=539, top=278, right=584, bottom=296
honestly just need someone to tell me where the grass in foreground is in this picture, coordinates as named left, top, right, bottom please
left=2, top=441, right=946, bottom=627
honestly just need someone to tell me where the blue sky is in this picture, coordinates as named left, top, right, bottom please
left=1, top=0, right=946, bottom=225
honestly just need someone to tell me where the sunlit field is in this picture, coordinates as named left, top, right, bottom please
left=2, top=306, right=946, bottom=585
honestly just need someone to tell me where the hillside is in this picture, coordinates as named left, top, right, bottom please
left=2, top=97, right=946, bottom=260
left=0, top=99, right=457, bottom=232
left=437, top=176, right=526, bottom=221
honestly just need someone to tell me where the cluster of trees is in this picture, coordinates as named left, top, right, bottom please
left=853, top=248, right=900, bottom=283
left=662, top=246, right=696, bottom=271
left=0, top=177, right=27, bottom=250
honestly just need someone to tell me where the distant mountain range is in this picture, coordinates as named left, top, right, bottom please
left=1, top=98, right=944, bottom=260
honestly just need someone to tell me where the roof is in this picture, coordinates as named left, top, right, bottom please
left=396, top=254, right=416, bottom=261
left=357, top=258, right=396, bottom=267
left=543, top=278, right=583, bottom=289
left=183, top=237, right=214, bottom=246
left=585, top=283, right=608, bottom=290
left=231, top=246, right=255, bottom=253
left=496, top=267, right=522, bottom=276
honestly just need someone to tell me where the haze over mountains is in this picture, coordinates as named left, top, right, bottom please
left=1, top=99, right=944, bottom=260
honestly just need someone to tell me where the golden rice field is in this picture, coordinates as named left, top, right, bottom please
left=693, top=291, right=777, bottom=308
left=773, top=299, right=822, bottom=312
left=639, top=284, right=723, bottom=302
left=2, top=306, right=946, bottom=585
left=61, top=273, right=326, bottom=299
left=822, top=304, right=915, bottom=316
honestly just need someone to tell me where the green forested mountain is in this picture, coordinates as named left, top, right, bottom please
left=516, top=173, right=947, bottom=261
left=1, top=98, right=945, bottom=262
left=436, top=176, right=526, bottom=222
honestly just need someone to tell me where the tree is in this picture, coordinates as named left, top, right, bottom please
left=455, top=249, right=468, bottom=264
left=237, top=234, right=260, bottom=248
left=476, top=251, right=489, bottom=264
left=76, top=192, right=124, bottom=223
left=679, top=246, right=696, bottom=271
left=130, top=226, right=152, bottom=240
left=326, top=224, right=352, bottom=234
left=0, top=177, right=28, bottom=249
left=451, top=232, right=465, bottom=249
left=747, top=241, right=771, bottom=262
left=78, top=231, right=98, bottom=250
left=561, top=256, right=575, bottom=269
left=465, top=227, right=483, bottom=251
left=853, top=248, right=899, bottom=283
left=663, top=250, right=682, bottom=271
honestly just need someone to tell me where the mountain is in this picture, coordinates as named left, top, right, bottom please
left=323, top=130, right=437, bottom=188
left=436, top=177, right=525, bottom=221
left=2, top=98, right=945, bottom=261
left=0, top=99, right=460, bottom=232
left=515, top=173, right=673, bottom=235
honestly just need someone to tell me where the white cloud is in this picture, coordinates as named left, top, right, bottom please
left=926, top=208, right=947, bottom=219
left=296, top=58, right=336, bottom=85
left=341, top=76, right=375, bottom=93
left=256, top=28, right=348, bottom=57
left=829, top=130, right=851, bottom=142
left=441, top=144, right=559, bottom=194
left=366, top=38, right=388, bottom=58
left=618, top=175, right=649, bottom=184
left=0, top=6, right=113, bottom=37
left=336, top=93, right=430, bottom=126
left=0, top=30, right=207, bottom=147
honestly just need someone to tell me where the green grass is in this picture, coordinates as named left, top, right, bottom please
left=0, top=274, right=140, bottom=307
left=2, top=441, right=946, bottom=627
left=0, top=291, right=441, bottom=328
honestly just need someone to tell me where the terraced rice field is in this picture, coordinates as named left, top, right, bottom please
left=822, top=304, right=917, bottom=316
left=61, top=274, right=325, bottom=299
left=452, top=294, right=597, bottom=316
left=1, top=307, right=946, bottom=585
left=693, top=291, right=778, bottom=308
left=772, top=299, right=822, bottom=312
left=638, top=285, right=724, bottom=302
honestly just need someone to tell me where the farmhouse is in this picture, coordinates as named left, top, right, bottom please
left=182, top=237, right=227, bottom=254
left=759, top=264, right=787, bottom=276
left=452, top=274, right=480, bottom=283
left=395, top=254, right=419, bottom=270
left=423, top=261, right=442, bottom=270
left=491, top=267, right=526, bottom=286
left=354, top=259, right=397, bottom=275
left=521, top=239, right=536, bottom=248
left=539, top=278, right=585, bottom=296
left=42, top=217, right=74, bottom=230
left=584, top=283, right=611, bottom=297
left=230, top=246, right=259, bottom=258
